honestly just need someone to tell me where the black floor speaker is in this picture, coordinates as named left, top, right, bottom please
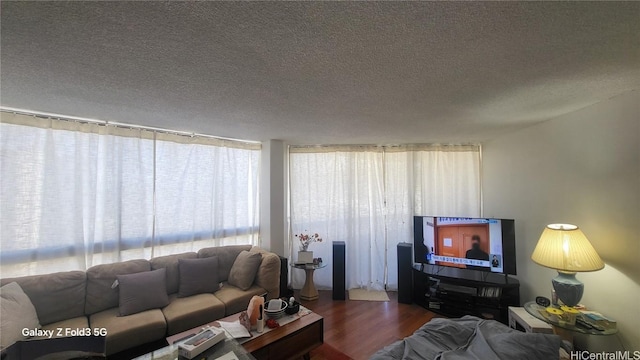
left=397, top=243, right=413, bottom=304
left=278, top=256, right=293, bottom=298
left=333, top=241, right=346, bottom=300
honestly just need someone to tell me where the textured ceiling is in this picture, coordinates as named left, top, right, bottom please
left=1, top=1, right=638, bottom=144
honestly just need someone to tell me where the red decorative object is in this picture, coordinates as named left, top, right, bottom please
left=266, top=318, right=280, bottom=329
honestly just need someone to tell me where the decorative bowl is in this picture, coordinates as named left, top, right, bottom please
left=264, top=299, right=288, bottom=319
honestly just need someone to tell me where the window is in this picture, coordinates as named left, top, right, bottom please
left=289, top=145, right=481, bottom=290
left=0, top=112, right=260, bottom=277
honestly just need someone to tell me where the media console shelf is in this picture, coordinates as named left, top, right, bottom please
left=412, top=266, right=520, bottom=324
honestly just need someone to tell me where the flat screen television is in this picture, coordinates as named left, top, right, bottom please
left=413, top=216, right=517, bottom=275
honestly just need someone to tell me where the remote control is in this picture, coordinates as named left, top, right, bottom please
left=575, top=318, right=594, bottom=329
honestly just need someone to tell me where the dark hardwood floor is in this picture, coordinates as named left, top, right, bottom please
left=112, top=290, right=438, bottom=360
left=298, top=290, right=441, bottom=360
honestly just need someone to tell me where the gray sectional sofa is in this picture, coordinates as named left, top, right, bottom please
left=0, top=245, right=280, bottom=355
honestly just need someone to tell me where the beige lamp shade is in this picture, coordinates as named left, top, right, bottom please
left=531, top=224, right=604, bottom=272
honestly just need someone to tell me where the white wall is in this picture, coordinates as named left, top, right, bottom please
left=482, top=91, right=639, bottom=351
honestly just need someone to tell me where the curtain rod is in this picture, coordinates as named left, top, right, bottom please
left=0, top=107, right=261, bottom=145
left=289, top=143, right=480, bottom=150
left=290, top=143, right=480, bottom=147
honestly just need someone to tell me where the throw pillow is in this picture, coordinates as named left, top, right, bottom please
left=0, top=282, right=41, bottom=349
left=117, top=268, right=169, bottom=316
left=228, top=251, right=262, bottom=291
left=178, top=256, right=220, bottom=297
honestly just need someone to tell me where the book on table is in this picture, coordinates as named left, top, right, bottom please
left=217, top=320, right=252, bottom=339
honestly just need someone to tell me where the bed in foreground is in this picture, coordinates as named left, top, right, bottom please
left=370, top=316, right=566, bottom=360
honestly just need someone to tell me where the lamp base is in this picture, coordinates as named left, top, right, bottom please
left=552, top=272, right=583, bottom=307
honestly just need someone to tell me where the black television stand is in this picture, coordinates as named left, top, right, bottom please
left=412, top=265, right=520, bottom=324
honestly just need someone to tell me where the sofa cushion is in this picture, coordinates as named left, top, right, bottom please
left=150, top=252, right=197, bottom=294
left=214, top=282, right=267, bottom=316
left=198, top=245, right=252, bottom=282
left=89, top=307, right=166, bottom=355
left=178, top=257, right=220, bottom=297
left=162, top=293, right=226, bottom=335
left=0, top=282, right=41, bottom=349
left=250, top=247, right=281, bottom=300
left=1, top=271, right=86, bottom=325
left=228, top=251, right=262, bottom=291
left=117, top=268, right=169, bottom=316
left=38, top=317, right=90, bottom=339
left=85, top=259, right=150, bottom=315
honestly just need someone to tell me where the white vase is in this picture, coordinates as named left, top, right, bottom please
left=298, top=251, right=313, bottom=264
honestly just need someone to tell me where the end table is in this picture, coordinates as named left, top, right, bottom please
left=523, top=301, right=617, bottom=343
left=292, top=263, right=327, bottom=301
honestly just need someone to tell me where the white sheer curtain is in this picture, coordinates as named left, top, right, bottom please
left=289, top=148, right=387, bottom=291
left=289, top=145, right=481, bottom=291
left=0, top=112, right=260, bottom=277
left=152, top=133, right=260, bottom=256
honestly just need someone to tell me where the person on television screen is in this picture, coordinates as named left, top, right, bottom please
left=465, top=235, right=489, bottom=270
left=492, top=255, right=500, bottom=267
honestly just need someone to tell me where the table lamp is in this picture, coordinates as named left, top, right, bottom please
left=531, top=224, right=604, bottom=307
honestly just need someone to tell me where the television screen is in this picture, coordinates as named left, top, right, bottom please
left=413, top=216, right=517, bottom=275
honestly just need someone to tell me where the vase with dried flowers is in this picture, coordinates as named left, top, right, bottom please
left=295, top=232, right=322, bottom=264
left=296, top=232, right=322, bottom=251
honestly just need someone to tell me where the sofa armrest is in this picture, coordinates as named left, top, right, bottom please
left=250, top=247, right=281, bottom=300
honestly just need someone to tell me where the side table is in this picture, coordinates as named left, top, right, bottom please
left=292, top=263, right=327, bottom=301
left=523, top=301, right=617, bottom=343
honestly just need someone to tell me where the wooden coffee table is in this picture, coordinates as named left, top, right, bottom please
left=167, top=311, right=323, bottom=360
